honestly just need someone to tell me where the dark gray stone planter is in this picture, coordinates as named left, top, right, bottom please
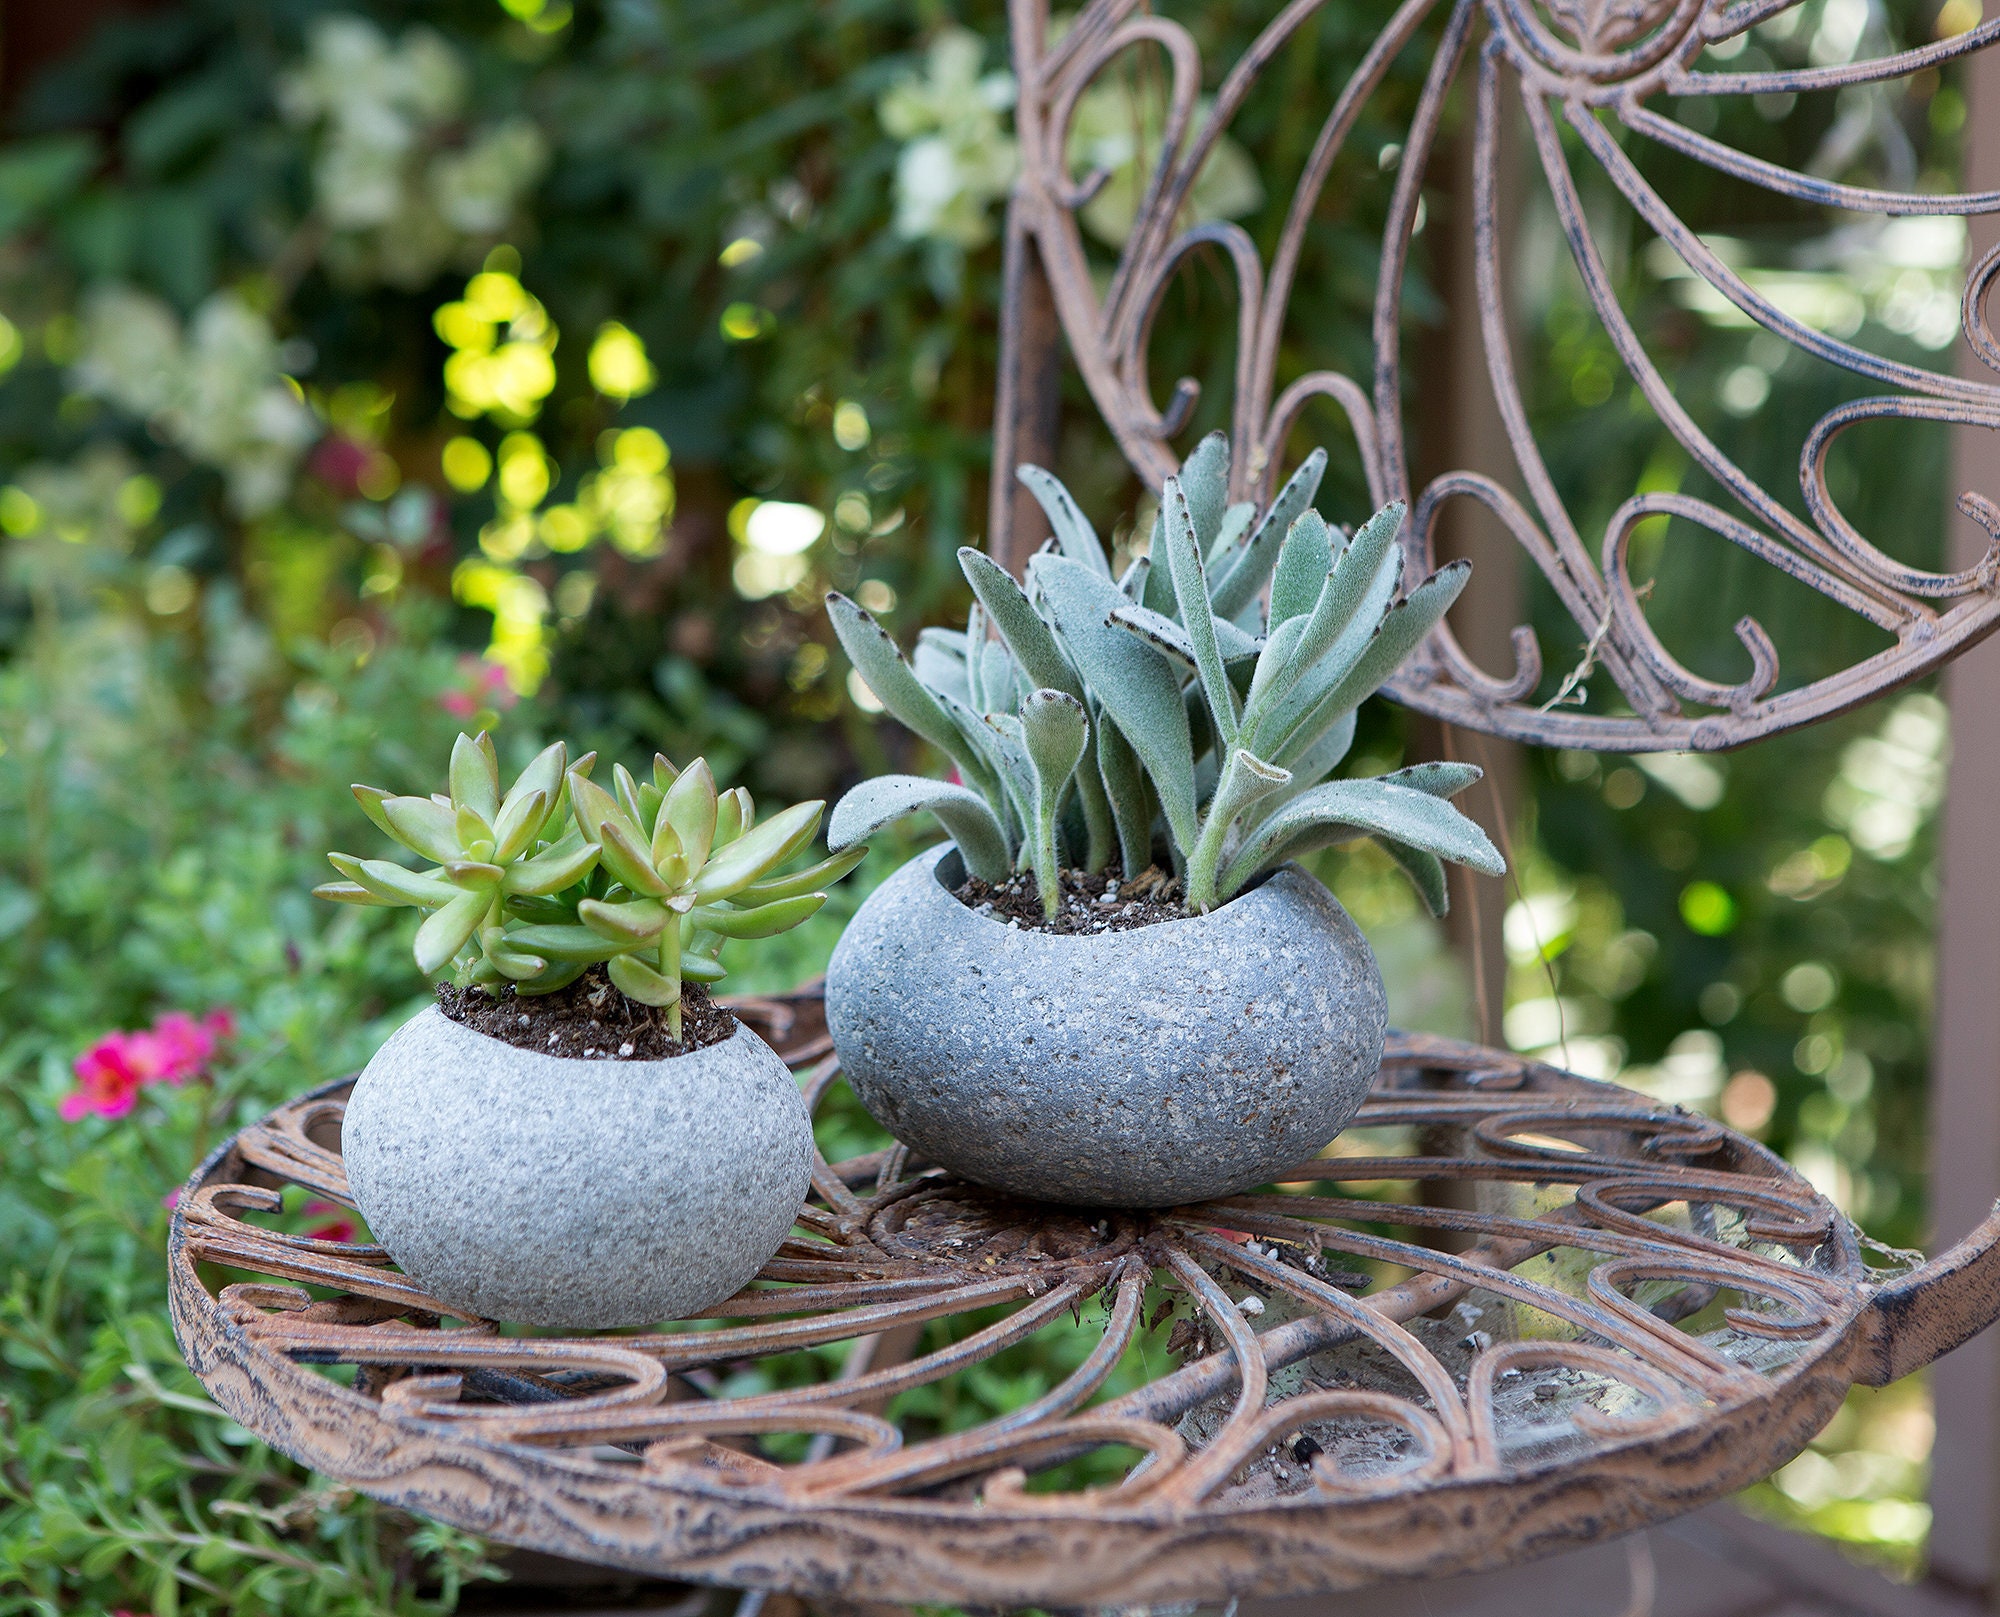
left=341, top=1007, right=813, bottom=1327
left=825, top=846, right=1387, bottom=1207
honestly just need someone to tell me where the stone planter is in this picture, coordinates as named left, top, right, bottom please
left=825, top=846, right=1387, bottom=1207
left=341, top=1007, right=814, bottom=1327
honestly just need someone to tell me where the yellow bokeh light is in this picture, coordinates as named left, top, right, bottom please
left=718, top=237, right=765, bottom=268
left=587, top=322, right=656, bottom=401
left=441, top=436, right=493, bottom=492
left=454, top=557, right=549, bottom=692
left=496, top=431, right=551, bottom=510
left=434, top=269, right=558, bottom=424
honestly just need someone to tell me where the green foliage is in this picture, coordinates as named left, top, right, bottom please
left=829, top=435, right=1503, bottom=913
left=320, top=733, right=859, bottom=1032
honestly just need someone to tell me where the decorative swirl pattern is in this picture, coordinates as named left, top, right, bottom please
left=166, top=990, right=1997, bottom=1606
left=998, top=0, right=2000, bottom=750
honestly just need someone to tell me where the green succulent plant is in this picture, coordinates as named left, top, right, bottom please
left=316, top=735, right=862, bottom=1037
left=827, top=432, right=1506, bottom=916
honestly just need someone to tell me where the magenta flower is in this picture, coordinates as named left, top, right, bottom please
left=303, top=1199, right=357, bottom=1244
left=440, top=655, right=517, bottom=719
left=61, top=1009, right=234, bottom=1121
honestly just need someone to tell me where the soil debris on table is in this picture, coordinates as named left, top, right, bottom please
left=438, top=966, right=736, bottom=1059
left=953, top=866, right=1185, bottom=935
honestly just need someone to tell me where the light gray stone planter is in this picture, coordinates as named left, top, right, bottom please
left=825, top=846, right=1387, bottom=1207
left=341, top=1007, right=813, bottom=1328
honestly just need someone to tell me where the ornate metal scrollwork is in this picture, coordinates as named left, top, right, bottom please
left=1001, top=0, right=2000, bottom=750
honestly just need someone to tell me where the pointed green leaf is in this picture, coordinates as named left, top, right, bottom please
left=505, top=923, right=620, bottom=962
left=1207, top=502, right=1256, bottom=567
left=497, top=741, right=565, bottom=833
left=652, top=752, right=679, bottom=791
left=579, top=897, right=671, bottom=942
left=503, top=833, right=599, bottom=896
left=327, top=853, right=457, bottom=908
left=692, top=799, right=823, bottom=901
left=608, top=952, right=680, bottom=1008
left=414, top=888, right=490, bottom=975
left=734, top=843, right=869, bottom=903
left=828, top=775, right=1011, bottom=883
left=485, top=942, right=551, bottom=981
left=714, top=786, right=751, bottom=849
left=664, top=757, right=719, bottom=872
left=613, top=763, right=648, bottom=828
left=312, top=881, right=398, bottom=907
left=352, top=784, right=397, bottom=839
left=1177, top=431, right=1232, bottom=554
left=450, top=732, right=500, bottom=820
left=381, top=796, right=462, bottom=864
left=598, top=817, right=673, bottom=897
left=492, top=789, right=549, bottom=863
left=688, top=893, right=826, bottom=937
left=1016, top=465, right=1110, bottom=576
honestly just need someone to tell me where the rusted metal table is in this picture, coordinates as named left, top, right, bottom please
left=167, top=991, right=2000, bottom=1608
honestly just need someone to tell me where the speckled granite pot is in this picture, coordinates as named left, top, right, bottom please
left=341, top=1007, right=813, bottom=1327
left=825, top=846, right=1387, bottom=1207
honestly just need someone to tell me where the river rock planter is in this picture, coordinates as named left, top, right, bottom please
left=826, top=846, right=1387, bottom=1207
left=341, top=1007, right=814, bottom=1328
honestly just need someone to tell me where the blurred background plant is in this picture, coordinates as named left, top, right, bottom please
left=0, top=0, right=1968, bottom=1606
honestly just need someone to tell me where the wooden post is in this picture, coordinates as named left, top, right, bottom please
left=991, top=215, right=1063, bottom=577
left=1411, top=71, right=1526, bottom=1050
left=1928, top=34, right=2000, bottom=1598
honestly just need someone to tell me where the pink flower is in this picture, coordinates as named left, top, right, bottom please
left=61, top=1038, right=143, bottom=1121
left=440, top=656, right=516, bottom=718
left=60, top=1009, right=234, bottom=1121
left=303, top=1199, right=357, bottom=1244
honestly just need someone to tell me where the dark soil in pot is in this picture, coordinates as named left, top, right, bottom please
left=954, top=866, right=1188, bottom=935
left=437, top=967, right=736, bottom=1058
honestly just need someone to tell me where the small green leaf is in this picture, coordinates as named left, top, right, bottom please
left=681, top=952, right=728, bottom=984
left=663, top=756, right=719, bottom=872
left=414, top=889, right=490, bottom=975
left=312, top=881, right=398, bottom=907
left=327, top=853, right=457, bottom=907
left=733, top=843, right=868, bottom=903
left=492, top=788, right=549, bottom=863
left=352, top=784, right=397, bottom=838
left=1219, top=776, right=1504, bottom=898
left=688, top=892, right=826, bottom=937
left=1021, top=688, right=1089, bottom=915
left=1030, top=555, right=1199, bottom=858
left=598, top=817, right=673, bottom=897
left=503, top=834, right=599, bottom=896
left=1176, top=431, right=1232, bottom=553
left=381, top=796, right=462, bottom=864
left=579, top=897, right=671, bottom=941
left=450, top=732, right=500, bottom=820
left=444, top=860, right=504, bottom=890
left=653, top=752, right=679, bottom=791
left=506, top=924, right=622, bottom=962
left=609, top=952, right=680, bottom=1008
left=713, top=786, right=752, bottom=849
left=1270, top=509, right=1336, bottom=626
left=497, top=741, right=566, bottom=832
left=692, top=799, right=823, bottom=901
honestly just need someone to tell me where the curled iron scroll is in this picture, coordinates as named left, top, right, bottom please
left=1001, top=0, right=2000, bottom=751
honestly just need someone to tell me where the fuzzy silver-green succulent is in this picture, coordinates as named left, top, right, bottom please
left=827, top=432, right=1505, bottom=916
left=316, top=735, right=863, bottom=1037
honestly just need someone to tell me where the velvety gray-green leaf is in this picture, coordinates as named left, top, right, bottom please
left=1270, top=509, right=1336, bottom=625
left=1030, top=553, right=1199, bottom=856
left=1219, top=776, right=1504, bottom=897
left=1160, top=475, right=1240, bottom=750
left=827, top=592, right=987, bottom=782
left=827, top=774, right=1011, bottom=884
left=1016, top=465, right=1110, bottom=576
left=1209, top=448, right=1327, bottom=618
